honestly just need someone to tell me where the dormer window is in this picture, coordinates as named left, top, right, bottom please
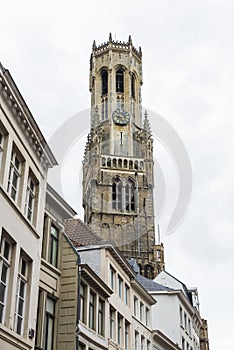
left=116, top=69, right=124, bottom=93
left=101, top=69, right=108, bottom=95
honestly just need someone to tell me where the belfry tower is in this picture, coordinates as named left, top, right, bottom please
left=83, top=34, right=164, bottom=278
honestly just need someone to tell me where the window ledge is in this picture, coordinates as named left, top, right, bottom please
left=0, top=324, right=33, bottom=349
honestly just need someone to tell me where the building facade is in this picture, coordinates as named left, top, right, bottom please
left=83, top=34, right=164, bottom=278
left=0, top=63, right=56, bottom=349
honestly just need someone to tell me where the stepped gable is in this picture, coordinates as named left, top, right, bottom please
left=64, top=218, right=102, bottom=247
left=136, top=273, right=174, bottom=292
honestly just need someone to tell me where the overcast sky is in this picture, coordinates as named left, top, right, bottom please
left=1, top=1, right=234, bottom=349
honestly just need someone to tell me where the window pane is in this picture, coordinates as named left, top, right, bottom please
left=0, top=283, right=6, bottom=302
left=3, top=241, right=10, bottom=260
left=1, top=264, right=8, bottom=283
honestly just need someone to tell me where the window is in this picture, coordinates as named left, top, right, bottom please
left=25, top=172, right=38, bottom=223
left=146, top=307, right=150, bottom=326
left=7, top=148, right=22, bottom=201
left=110, top=306, right=115, bottom=339
left=141, top=336, right=145, bottom=350
left=44, top=297, right=55, bottom=350
left=117, top=313, right=123, bottom=345
left=0, top=130, right=5, bottom=171
left=134, top=296, right=138, bottom=317
left=110, top=266, right=115, bottom=290
left=124, top=284, right=129, bottom=305
left=0, top=234, right=13, bottom=323
left=188, top=318, right=191, bottom=335
left=180, top=306, right=183, bottom=325
left=116, top=69, right=124, bottom=93
left=182, top=337, right=185, bottom=350
left=125, top=321, right=129, bottom=350
left=15, top=254, right=30, bottom=335
left=184, top=312, right=187, bottom=330
left=135, top=331, right=139, bottom=350
left=131, top=74, right=136, bottom=99
left=80, top=283, right=86, bottom=323
left=147, top=340, right=151, bottom=350
left=187, top=342, right=190, bottom=350
left=101, top=69, right=108, bottom=95
left=89, top=291, right=95, bottom=330
left=49, top=225, right=59, bottom=267
left=102, top=98, right=108, bottom=121
left=98, top=299, right=104, bottom=336
left=140, top=302, right=144, bottom=322
left=125, top=179, right=135, bottom=212
left=118, top=276, right=123, bottom=299
left=112, top=178, right=123, bottom=211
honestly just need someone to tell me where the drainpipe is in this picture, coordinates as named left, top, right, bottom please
left=76, top=254, right=82, bottom=350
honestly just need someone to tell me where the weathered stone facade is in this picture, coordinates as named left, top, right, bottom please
left=83, top=34, right=165, bottom=278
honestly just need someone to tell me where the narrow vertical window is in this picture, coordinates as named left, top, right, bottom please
left=80, top=283, right=86, bottom=323
left=15, top=254, right=29, bottom=335
left=0, top=131, right=4, bottom=170
left=146, top=307, right=150, bottom=326
left=117, top=313, right=122, bottom=345
left=116, top=69, right=124, bottom=93
left=140, top=302, right=144, bottom=322
left=98, top=299, right=105, bottom=335
left=135, top=331, right=139, bottom=350
left=110, top=266, right=115, bottom=289
left=125, top=321, right=129, bottom=350
left=44, top=297, right=55, bottom=350
left=49, top=225, right=59, bottom=267
left=118, top=276, right=123, bottom=299
left=101, top=69, right=108, bottom=95
left=89, top=291, right=95, bottom=330
left=25, top=172, right=38, bottom=223
left=131, top=74, right=136, bottom=99
left=109, top=306, right=115, bottom=339
left=0, top=235, right=12, bottom=324
left=125, top=179, right=135, bottom=212
left=124, top=284, right=129, bottom=305
left=7, top=149, right=22, bottom=201
left=112, top=178, right=122, bottom=211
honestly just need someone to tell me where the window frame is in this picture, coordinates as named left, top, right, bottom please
left=44, top=296, right=56, bottom=350
left=98, top=298, right=105, bottom=336
left=15, top=253, right=30, bottom=335
left=116, top=69, right=124, bottom=93
left=25, top=171, right=38, bottom=223
left=49, top=224, right=59, bottom=268
left=0, top=234, right=12, bottom=324
left=7, top=148, right=23, bottom=202
left=89, top=290, right=96, bottom=330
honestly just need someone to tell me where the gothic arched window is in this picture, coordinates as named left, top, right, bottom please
left=125, top=179, right=135, bottom=212
left=116, top=69, right=124, bottom=93
left=101, top=69, right=108, bottom=95
left=112, top=178, right=123, bottom=211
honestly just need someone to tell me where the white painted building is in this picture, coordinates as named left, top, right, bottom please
left=137, top=270, right=202, bottom=350
left=0, top=63, right=57, bottom=349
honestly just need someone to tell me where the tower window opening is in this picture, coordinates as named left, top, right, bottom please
left=101, top=69, right=108, bottom=95
left=131, top=74, right=136, bottom=99
left=116, top=69, right=124, bottom=93
left=125, top=180, right=135, bottom=212
left=112, top=178, right=123, bottom=211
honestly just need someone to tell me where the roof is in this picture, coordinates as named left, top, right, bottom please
left=64, top=218, right=102, bottom=247
left=135, top=273, right=174, bottom=292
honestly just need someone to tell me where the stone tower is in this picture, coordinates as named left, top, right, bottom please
left=83, top=34, right=165, bottom=278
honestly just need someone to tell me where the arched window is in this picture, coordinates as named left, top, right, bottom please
left=101, top=69, right=108, bottom=95
left=112, top=178, right=122, bottom=211
left=125, top=179, right=135, bottom=212
left=131, top=74, right=136, bottom=99
left=116, top=69, right=124, bottom=93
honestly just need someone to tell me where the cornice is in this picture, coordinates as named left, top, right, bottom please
left=0, top=64, right=57, bottom=169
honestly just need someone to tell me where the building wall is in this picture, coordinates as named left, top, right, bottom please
left=0, top=67, right=51, bottom=349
